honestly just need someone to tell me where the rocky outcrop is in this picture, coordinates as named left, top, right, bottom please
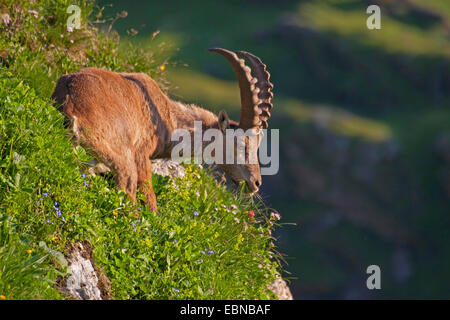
left=151, top=159, right=186, bottom=179
left=59, top=242, right=111, bottom=300
left=269, top=277, right=293, bottom=300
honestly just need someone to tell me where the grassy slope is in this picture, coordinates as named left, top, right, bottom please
left=0, top=0, right=281, bottom=299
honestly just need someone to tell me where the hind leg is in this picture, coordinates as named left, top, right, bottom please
left=111, top=152, right=138, bottom=202
left=136, top=155, right=157, bottom=211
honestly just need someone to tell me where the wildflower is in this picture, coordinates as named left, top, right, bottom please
left=234, top=217, right=240, bottom=224
left=173, top=239, right=177, bottom=244
left=248, top=211, right=255, bottom=218
left=231, top=204, right=237, bottom=210
left=271, top=212, right=281, bottom=221
left=214, top=207, right=218, bottom=212
left=60, top=34, right=64, bottom=38
left=193, top=211, right=199, bottom=216
left=67, top=26, right=74, bottom=33
left=28, top=10, right=39, bottom=18
left=42, top=192, right=48, bottom=197
left=53, top=202, right=62, bottom=217
left=112, top=211, right=118, bottom=216
left=131, top=222, right=137, bottom=232
left=173, top=288, right=179, bottom=294
left=70, top=39, right=74, bottom=44
left=201, top=250, right=205, bottom=254
left=207, top=250, right=214, bottom=255
left=62, top=216, right=65, bottom=222
left=82, top=180, right=88, bottom=187
left=81, top=173, right=85, bottom=178
left=0, top=295, right=5, bottom=300
left=160, top=65, right=165, bottom=71
left=199, top=259, right=203, bottom=263
left=26, top=249, right=32, bottom=254
left=195, top=191, right=200, bottom=197
left=46, top=219, right=51, bottom=224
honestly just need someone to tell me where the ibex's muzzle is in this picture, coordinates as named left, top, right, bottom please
left=246, top=177, right=261, bottom=193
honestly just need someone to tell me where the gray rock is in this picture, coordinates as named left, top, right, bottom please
left=269, top=277, right=293, bottom=300
left=60, top=243, right=103, bottom=300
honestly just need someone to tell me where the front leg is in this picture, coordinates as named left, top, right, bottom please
left=136, top=157, right=158, bottom=211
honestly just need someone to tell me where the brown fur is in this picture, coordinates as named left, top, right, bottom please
left=52, top=68, right=261, bottom=210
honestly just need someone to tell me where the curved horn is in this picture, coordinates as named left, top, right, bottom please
left=236, top=51, right=273, bottom=129
left=208, top=48, right=262, bottom=130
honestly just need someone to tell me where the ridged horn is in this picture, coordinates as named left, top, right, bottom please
left=208, top=47, right=263, bottom=130
left=236, top=50, right=273, bottom=129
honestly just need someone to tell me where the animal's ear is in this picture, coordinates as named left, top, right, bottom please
left=218, top=110, right=230, bottom=133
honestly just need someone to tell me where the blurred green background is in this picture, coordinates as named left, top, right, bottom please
left=99, top=0, right=450, bottom=299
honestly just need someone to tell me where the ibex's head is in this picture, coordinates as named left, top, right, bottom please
left=209, top=48, right=274, bottom=194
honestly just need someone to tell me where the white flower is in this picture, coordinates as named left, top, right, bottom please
left=271, top=212, right=281, bottom=221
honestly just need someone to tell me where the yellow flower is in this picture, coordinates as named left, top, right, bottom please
left=51, top=234, right=58, bottom=242
left=0, top=295, right=6, bottom=300
left=144, top=238, right=153, bottom=247
left=26, top=249, right=33, bottom=254
left=159, top=65, right=165, bottom=71
left=113, top=211, right=118, bottom=216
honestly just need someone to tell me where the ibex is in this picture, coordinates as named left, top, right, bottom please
left=51, top=48, right=273, bottom=210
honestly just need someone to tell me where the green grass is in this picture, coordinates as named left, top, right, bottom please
left=0, top=0, right=281, bottom=300
left=295, top=0, right=449, bottom=57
